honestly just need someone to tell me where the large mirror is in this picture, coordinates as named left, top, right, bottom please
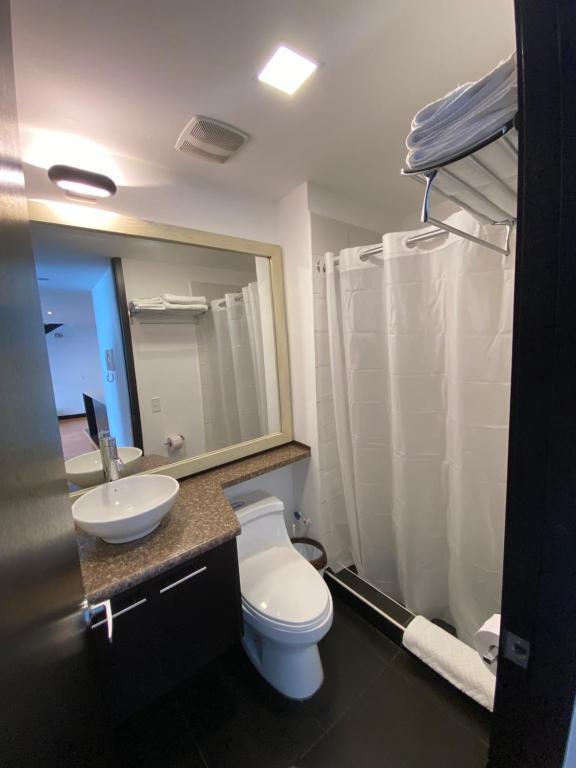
left=29, top=202, right=291, bottom=493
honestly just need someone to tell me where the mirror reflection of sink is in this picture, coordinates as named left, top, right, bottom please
left=72, top=474, right=179, bottom=544
left=65, top=447, right=143, bottom=488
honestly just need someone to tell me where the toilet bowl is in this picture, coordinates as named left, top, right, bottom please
left=229, top=490, right=333, bottom=700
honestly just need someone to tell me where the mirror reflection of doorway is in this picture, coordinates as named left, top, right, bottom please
left=32, top=225, right=134, bottom=461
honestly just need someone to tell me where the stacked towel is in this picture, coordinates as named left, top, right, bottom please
left=162, top=293, right=206, bottom=305
left=131, top=294, right=208, bottom=312
left=405, top=53, right=517, bottom=171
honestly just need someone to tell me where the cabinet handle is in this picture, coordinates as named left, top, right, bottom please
left=159, top=566, right=207, bottom=594
left=91, top=597, right=147, bottom=632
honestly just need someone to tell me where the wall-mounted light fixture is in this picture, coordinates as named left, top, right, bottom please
left=48, top=164, right=117, bottom=201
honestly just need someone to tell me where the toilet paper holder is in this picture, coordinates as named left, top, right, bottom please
left=164, top=434, right=185, bottom=449
left=483, top=646, right=499, bottom=666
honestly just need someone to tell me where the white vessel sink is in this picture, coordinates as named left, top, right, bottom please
left=72, top=474, right=179, bottom=544
left=65, top=447, right=143, bottom=488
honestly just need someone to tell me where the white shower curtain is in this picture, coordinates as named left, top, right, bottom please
left=198, top=286, right=268, bottom=451
left=325, top=211, right=514, bottom=645
left=243, top=283, right=269, bottom=434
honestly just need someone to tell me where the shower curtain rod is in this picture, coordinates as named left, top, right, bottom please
left=320, top=234, right=446, bottom=271
left=326, top=246, right=382, bottom=269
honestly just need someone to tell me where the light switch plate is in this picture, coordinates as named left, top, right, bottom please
left=105, top=348, right=115, bottom=372
left=151, top=397, right=162, bottom=413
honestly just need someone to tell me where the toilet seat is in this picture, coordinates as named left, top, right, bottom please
left=242, top=593, right=333, bottom=632
left=239, top=546, right=330, bottom=627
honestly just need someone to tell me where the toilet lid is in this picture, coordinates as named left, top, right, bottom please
left=240, top=546, right=329, bottom=625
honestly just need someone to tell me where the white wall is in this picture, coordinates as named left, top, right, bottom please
left=45, top=323, right=102, bottom=416
left=33, top=176, right=278, bottom=246
left=308, top=182, right=400, bottom=235
left=118, top=180, right=278, bottom=244
left=277, top=183, right=316, bottom=448
left=277, top=183, right=322, bottom=542
left=91, top=267, right=133, bottom=446
left=276, top=184, right=386, bottom=559
left=121, top=260, right=253, bottom=303
left=121, top=259, right=212, bottom=460
left=224, top=464, right=301, bottom=532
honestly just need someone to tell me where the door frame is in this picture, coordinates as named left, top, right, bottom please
left=489, top=2, right=576, bottom=766
left=111, top=257, right=144, bottom=450
left=0, top=0, right=104, bottom=762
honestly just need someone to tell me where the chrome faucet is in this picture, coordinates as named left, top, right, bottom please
left=98, top=430, right=123, bottom=482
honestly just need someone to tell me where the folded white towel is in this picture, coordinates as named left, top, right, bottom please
left=132, top=301, right=164, bottom=310
left=162, top=293, right=207, bottom=305
left=163, top=302, right=208, bottom=311
left=132, top=299, right=208, bottom=312
left=406, top=53, right=517, bottom=170
left=132, top=296, right=164, bottom=305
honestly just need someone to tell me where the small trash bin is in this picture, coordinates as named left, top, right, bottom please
left=290, top=537, right=328, bottom=575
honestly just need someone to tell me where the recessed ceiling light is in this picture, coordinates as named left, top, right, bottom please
left=48, top=165, right=117, bottom=201
left=258, top=45, right=318, bottom=95
left=47, top=311, right=53, bottom=315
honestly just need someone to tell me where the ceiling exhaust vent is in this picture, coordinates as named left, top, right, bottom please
left=175, top=116, right=249, bottom=163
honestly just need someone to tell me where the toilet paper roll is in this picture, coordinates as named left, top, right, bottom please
left=474, top=614, right=501, bottom=675
left=165, top=433, right=184, bottom=451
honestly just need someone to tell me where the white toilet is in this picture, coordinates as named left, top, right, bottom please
left=229, top=490, right=333, bottom=700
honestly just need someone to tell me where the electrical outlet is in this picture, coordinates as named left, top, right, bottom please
left=151, top=397, right=162, bottom=413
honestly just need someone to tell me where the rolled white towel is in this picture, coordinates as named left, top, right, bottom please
left=409, top=53, right=516, bottom=140
left=405, top=52, right=517, bottom=170
left=403, top=616, right=496, bottom=711
left=162, top=293, right=207, bottom=305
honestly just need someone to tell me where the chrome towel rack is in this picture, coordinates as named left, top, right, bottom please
left=401, top=120, right=518, bottom=256
left=316, top=122, right=518, bottom=273
left=128, top=302, right=208, bottom=324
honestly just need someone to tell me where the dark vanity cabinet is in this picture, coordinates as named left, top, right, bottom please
left=88, top=538, right=242, bottom=721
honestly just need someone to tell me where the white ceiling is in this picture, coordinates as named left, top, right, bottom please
left=11, top=0, right=516, bottom=225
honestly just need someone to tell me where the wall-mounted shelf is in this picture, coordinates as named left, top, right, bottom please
left=401, top=120, right=518, bottom=256
left=129, top=302, right=208, bottom=324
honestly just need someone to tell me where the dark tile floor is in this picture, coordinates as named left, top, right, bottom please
left=108, top=596, right=491, bottom=768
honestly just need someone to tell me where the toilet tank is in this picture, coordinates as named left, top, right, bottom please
left=228, top=491, right=291, bottom=562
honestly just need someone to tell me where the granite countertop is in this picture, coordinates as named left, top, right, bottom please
left=77, top=442, right=311, bottom=601
left=126, top=453, right=174, bottom=474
